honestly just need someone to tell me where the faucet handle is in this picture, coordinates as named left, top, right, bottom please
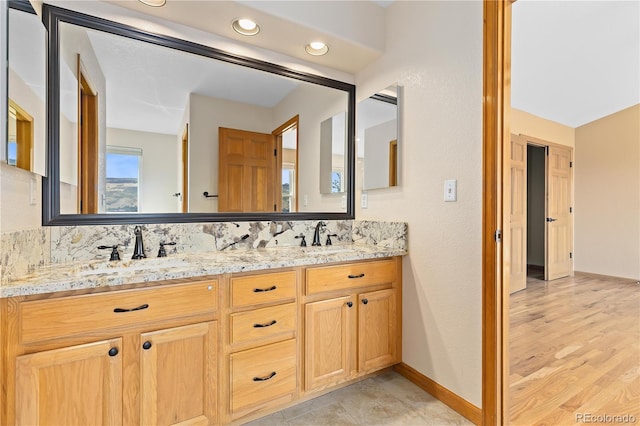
left=98, top=245, right=120, bottom=261
left=295, top=234, right=307, bottom=247
left=326, top=234, right=338, bottom=246
left=157, top=242, right=176, bottom=258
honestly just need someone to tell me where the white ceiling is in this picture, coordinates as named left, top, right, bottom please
left=103, top=0, right=387, bottom=75
left=511, top=0, right=640, bottom=128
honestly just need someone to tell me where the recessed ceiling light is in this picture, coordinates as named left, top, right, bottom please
left=232, top=18, right=260, bottom=36
left=305, top=41, right=329, bottom=56
left=138, top=0, right=166, bottom=7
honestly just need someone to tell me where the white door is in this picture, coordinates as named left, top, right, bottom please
left=509, top=135, right=527, bottom=293
left=545, top=145, right=573, bottom=280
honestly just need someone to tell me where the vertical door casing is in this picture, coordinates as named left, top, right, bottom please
left=509, top=135, right=527, bottom=293
left=15, top=338, right=123, bottom=426
left=546, top=145, right=573, bottom=280
left=140, top=322, right=217, bottom=426
left=358, top=289, right=398, bottom=372
left=304, top=295, right=356, bottom=391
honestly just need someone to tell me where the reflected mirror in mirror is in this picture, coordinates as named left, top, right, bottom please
left=319, top=111, right=347, bottom=194
left=7, top=0, right=46, bottom=176
left=48, top=6, right=353, bottom=222
left=358, top=84, right=400, bottom=190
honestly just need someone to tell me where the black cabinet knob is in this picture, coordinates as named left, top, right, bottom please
left=108, top=347, right=119, bottom=357
left=142, top=341, right=152, bottom=350
left=362, top=298, right=368, bottom=305
left=346, top=301, right=353, bottom=308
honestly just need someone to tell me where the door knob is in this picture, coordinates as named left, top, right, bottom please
left=546, top=217, right=557, bottom=222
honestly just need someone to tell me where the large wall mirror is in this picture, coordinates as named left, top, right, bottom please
left=42, top=5, right=355, bottom=225
left=5, top=0, right=47, bottom=176
left=357, top=84, right=400, bottom=190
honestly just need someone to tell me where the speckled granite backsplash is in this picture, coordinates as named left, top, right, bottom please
left=1, top=220, right=407, bottom=284
left=0, top=228, right=51, bottom=284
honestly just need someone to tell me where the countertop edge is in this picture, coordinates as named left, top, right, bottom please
left=0, top=246, right=407, bottom=298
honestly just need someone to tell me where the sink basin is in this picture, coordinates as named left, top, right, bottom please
left=301, top=246, right=354, bottom=255
left=76, top=258, right=190, bottom=276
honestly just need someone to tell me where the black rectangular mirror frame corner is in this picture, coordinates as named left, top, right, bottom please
left=41, top=4, right=356, bottom=226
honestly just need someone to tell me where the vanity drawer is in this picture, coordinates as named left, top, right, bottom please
left=230, top=302, right=296, bottom=346
left=306, top=259, right=396, bottom=295
left=19, top=280, right=218, bottom=344
left=231, top=271, right=296, bottom=308
left=230, top=339, right=297, bottom=414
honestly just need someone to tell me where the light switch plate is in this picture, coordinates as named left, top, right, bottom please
left=444, top=179, right=457, bottom=202
left=30, top=177, right=37, bottom=205
left=361, top=192, right=368, bottom=209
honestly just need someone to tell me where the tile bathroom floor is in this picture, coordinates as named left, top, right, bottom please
left=245, top=370, right=473, bottom=426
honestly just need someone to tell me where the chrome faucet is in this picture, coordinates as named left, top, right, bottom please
left=132, top=226, right=146, bottom=259
left=312, top=221, right=326, bottom=246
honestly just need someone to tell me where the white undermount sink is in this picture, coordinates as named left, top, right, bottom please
left=76, top=257, right=190, bottom=276
left=301, top=246, right=354, bottom=255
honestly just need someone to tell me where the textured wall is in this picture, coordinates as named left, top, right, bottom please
left=356, top=1, right=483, bottom=407
left=575, top=105, right=640, bottom=280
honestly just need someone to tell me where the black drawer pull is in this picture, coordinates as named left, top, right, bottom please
left=362, top=298, right=369, bottom=305
left=253, top=286, right=277, bottom=293
left=142, top=341, right=152, bottom=350
left=346, top=301, right=353, bottom=308
left=253, top=371, right=277, bottom=382
left=108, top=347, right=119, bottom=357
left=114, top=303, right=149, bottom=313
left=348, top=273, right=365, bottom=279
left=253, top=320, right=277, bottom=328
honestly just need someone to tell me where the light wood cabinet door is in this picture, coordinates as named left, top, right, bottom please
left=140, top=322, right=217, bottom=426
left=15, top=338, right=123, bottom=426
left=358, top=289, right=398, bottom=372
left=305, top=295, right=356, bottom=391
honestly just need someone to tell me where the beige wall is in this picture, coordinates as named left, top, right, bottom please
left=356, top=1, right=483, bottom=407
left=575, top=104, right=640, bottom=280
left=511, top=108, right=575, bottom=148
left=0, top=163, right=41, bottom=233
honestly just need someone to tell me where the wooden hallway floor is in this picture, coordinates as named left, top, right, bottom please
left=509, top=272, right=640, bottom=425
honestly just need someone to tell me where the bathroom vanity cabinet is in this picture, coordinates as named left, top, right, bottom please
left=2, top=280, right=219, bottom=425
left=304, top=258, right=401, bottom=392
left=0, top=256, right=402, bottom=425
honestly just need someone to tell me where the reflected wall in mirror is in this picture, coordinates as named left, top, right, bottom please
left=319, top=111, right=347, bottom=194
left=358, top=84, right=400, bottom=190
left=7, top=0, right=46, bottom=176
left=44, top=5, right=355, bottom=225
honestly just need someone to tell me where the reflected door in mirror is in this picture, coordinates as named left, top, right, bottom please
left=218, top=127, right=277, bottom=213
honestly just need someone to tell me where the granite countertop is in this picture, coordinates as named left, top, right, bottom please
left=0, top=244, right=406, bottom=298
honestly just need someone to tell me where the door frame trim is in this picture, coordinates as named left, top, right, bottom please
left=482, top=0, right=511, bottom=423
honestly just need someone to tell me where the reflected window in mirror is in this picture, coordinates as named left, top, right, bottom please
left=320, top=111, right=347, bottom=194
left=43, top=5, right=355, bottom=224
left=6, top=0, right=46, bottom=176
left=105, top=146, right=141, bottom=213
left=358, top=84, right=400, bottom=190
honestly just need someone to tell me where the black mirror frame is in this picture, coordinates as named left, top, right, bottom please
left=42, top=4, right=355, bottom=226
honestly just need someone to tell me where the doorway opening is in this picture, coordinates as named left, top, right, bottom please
left=526, top=144, right=545, bottom=281
left=510, top=134, right=574, bottom=294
